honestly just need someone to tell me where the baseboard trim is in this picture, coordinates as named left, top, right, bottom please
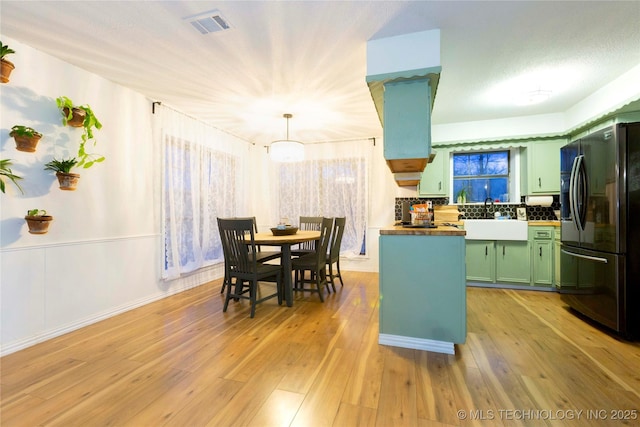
left=0, top=271, right=221, bottom=357
left=467, top=281, right=556, bottom=292
left=378, top=333, right=455, bottom=355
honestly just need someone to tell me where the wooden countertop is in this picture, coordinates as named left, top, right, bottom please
left=381, top=225, right=466, bottom=236
left=528, top=220, right=560, bottom=227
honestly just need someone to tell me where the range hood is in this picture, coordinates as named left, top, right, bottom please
left=366, top=30, right=441, bottom=186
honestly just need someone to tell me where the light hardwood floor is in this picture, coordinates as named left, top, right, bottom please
left=1, top=271, right=639, bottom=426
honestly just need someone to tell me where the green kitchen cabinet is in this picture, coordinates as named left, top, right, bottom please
left=466, top=239, right=530, bottom=284
left=496, top=240, right=531, bottom=284
left=418, top=149, right=448, bottom=196
left=532, top=240, right=554, bottom=286
left=554, top=227, right=561, bottom=287
left=521, top=139, right=566, bottom=195
left=465, top=240, right=495, bottom=282
left=529, top=226, right=555, bottom=287
left=382, top=78, right=432, bottom=172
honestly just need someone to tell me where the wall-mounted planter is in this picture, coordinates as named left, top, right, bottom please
left=25, top=215, right=53, bottom=234
left=1, top=58, right=14, bottom=83
left=62, top=107, right=86, bottom=127
left=10, top=126, right=43, bottom=152
left=56, top=172, right=80, bottom=191
left=1, top=42, right=16, bottom=83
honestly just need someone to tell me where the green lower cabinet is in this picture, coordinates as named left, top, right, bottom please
left=465, top=240, right=495, bottom=282
left=466, top=226, right=560, bottom=287
left=496, top=241, right=531, bottom=284
left=532, top=240, right=554, bottom=286
left=529, top=226, right=556, bottom=287
left=554, top=228, right=561, bottom=288
left=465, top=240, right=530, bottom=284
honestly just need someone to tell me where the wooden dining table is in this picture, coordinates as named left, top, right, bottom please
left=253, top=230, right=321, bottom=307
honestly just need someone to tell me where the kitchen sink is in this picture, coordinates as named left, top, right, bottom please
left=463, top=219, right=528, bottom=241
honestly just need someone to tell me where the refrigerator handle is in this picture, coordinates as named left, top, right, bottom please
left=576, top=155, right=587, bottom=230
left=569, top=155, right=581, bottom=230
left=561, top=249, right=608, bottom=264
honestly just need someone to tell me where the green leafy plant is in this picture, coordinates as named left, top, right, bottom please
left=0, top=159, right=24, bottom=194
left=456, top=186, right=468, bottom=203
left=27, top=209, right=47, bottom=217
left=10, top=125, right=42, bottom=138
left=44, top=157, right=78, bottom=174
left=55, top=96, right=105, bottom=168
left=1, top=41, right=15, bottom=60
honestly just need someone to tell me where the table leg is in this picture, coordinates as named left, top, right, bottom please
left=281, top=244, right=293, bottom=307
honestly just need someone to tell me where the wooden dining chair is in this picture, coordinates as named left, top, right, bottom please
left=326, top=217, right=346, bottom=292
left=292, top=217, right=333, bottom=302
left=291, top=216, right=323, bottom=257
left=217, top=218, right=283, bottom=318
left=219, top=217, right=282, bottom=294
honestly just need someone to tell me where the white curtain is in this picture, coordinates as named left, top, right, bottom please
left=272, top=139, right=372, bottom=257
left=154, top=105, right=251, bottom=279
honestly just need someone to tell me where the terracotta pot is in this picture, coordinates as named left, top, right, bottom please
left=24, top=215, right=53, bottom=234
left=11, top=133, right=42, bottom=153
left=56, top=172, right=80, bottom=190
left=1, top=59, right=15, bottom=83
left=63, top=107, right=86, bottom=127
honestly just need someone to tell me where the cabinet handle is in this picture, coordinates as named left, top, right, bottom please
left=439, top=181, right=442, bottom=190
left=485, top=246, right=488, bottom=256
left=539, top=247, right=542, bottom=257
left=538, top=177, right=542, bottom=187
left=503, top=245, right=505, bottom=256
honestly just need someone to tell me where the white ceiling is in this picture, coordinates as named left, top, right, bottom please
left=1, top=1, right=639, bottom=146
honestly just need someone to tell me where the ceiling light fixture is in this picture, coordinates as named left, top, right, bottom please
left=514, top=89, right=552, bottom=106
left=269, top=114, right=304, bottom=162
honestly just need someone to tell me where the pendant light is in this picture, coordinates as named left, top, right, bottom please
left=269, top=113, right=304, bottom=162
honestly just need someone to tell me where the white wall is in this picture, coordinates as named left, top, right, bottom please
left=0, top=36, right=227, bottom=355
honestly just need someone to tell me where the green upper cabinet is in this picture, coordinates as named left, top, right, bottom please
left=382, top=78, right=433, bottom=173
left=418, top=149, right=449, bottom=196
left=366, top=30, right=441, bottom=180
left=521, top=139, right=566, bottom=195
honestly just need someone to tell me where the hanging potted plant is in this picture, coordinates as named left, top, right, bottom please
left=1, top=41, right=15, bottom=83
left=44, top=157, right=80, bottom=191
left=24, top=209, right=53, bottom=234
left=0, top=158, right=24, bottom=194
left=56, top=96, right=87, bottom=128
left=56, top=96, right=105, bottom=168
left=10, top=125, right=43, bottom=153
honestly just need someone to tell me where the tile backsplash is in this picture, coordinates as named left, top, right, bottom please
left=394, top=196, right=560, bottom=221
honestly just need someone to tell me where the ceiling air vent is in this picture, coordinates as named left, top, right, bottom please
left=185, top=10, right=231, bottom=35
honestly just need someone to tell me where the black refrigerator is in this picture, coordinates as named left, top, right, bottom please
left=560, top=122, right=640, bottom=339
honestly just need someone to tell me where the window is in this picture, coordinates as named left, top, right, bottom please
left=277, top=153, right=368, bottom=256
left=452, top=150, right=510, bottom=203
left=156, top=105, right=249, bottom=280
left=163, top=137, right=238, bottom=277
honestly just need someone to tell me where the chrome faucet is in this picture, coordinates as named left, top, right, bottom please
left=484, top=197, right=494, bottom=219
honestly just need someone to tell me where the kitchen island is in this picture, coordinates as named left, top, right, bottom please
left=379, top=224, right=466, bottom=354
